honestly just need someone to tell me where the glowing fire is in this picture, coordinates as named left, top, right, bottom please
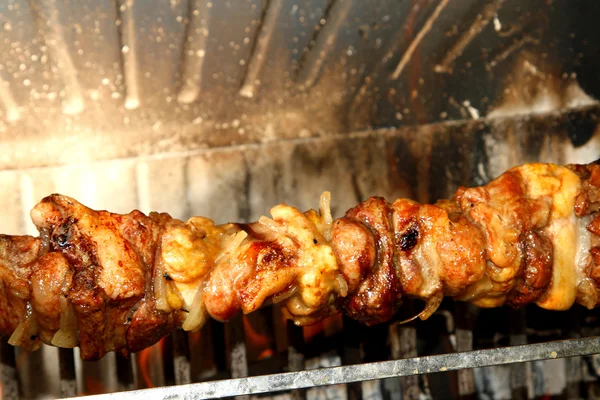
left=188, top=330, right=202, bottom=348
left=84, top=376, right=105, bottom=395
left=303, top=320, right=324, bottom=343
left=303, top=314, right=343, bottom=343
left=136, top=347, right=154, bottom=388
left=243, top=315, right=274, bottom=361
left=136, top=338, right=167, bottom=388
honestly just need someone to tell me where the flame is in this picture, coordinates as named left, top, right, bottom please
left=188, top=330, right=202, bottom=348
left=136, top=347, right=154, bottom=388
left=303, top=314, right=344, bottom=343
left=258, top=348, right=273, bottom=360
left=243, top=315, right=274, bottom=361
left=84, top=376, right=105, bottom=395
left=136, top=338, right=167, bottom=388
left=303, top=320, right=325, bottom=343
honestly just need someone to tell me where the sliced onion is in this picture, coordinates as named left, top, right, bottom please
left=182, top=286, right=207, bottom=332
left=215, top=230, right=248, bottom=264
left=285, top=296, right=314, bottom=316
left=319, top=191, right=333, bottom=241
left=154, top=264, right=171, bottom=312
left=156, top=275, right=186, bottom=312
left=51, top=296, right=78, bottom=348
left=258, top=216, right=284, bottom=234
left=231, top=230, right=248, bottom=249
left=8, top=320, right=26, bottom=346
left=396, top=292, right=443, bottom=325
left=576, top=278, right=598, bottom=310
left=335, top=274, right=348, bottom=297
left=396, top=313, right=421, bottom=325
left=272, top=285, right=298, bottom=304
left=418, top=291, right=443, bottom=320
left=8, top=304, right=40, bottom=347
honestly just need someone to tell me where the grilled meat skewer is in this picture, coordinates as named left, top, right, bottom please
left=1, top=161, right=600, bottom=360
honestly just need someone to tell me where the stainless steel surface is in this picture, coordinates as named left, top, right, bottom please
left=0, top=0, right=598, bottom=170
left=0, top=104, right=598, bottom=398
left=74, top=337, right=600, bottom=399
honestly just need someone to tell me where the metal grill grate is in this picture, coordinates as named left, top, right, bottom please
left=68, top=336, right=600, bottom=400
left=1, top=302, right=600, bottom=399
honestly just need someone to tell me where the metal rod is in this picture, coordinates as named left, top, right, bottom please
left=391, top=0, right=450, bottom=80
left=287, top=320, right=307, bottom=400
left=171, top=330, right=192, bottom=385
left=58, top=348, right=77, bottom=398
left=0, top=342, right=20, bottom=400
left=485, top=34, right=539, bottom=70
left=116, top=352, right=136, bottom=391
left=29, top=0, right=85, bottom=115
left=508, top=308, right=528, bottom=400
left=454, top=304, right=476, bottom=398
left=390, top=324, right=420, bottom=400
left=239, top=0, right=284, bottom=98
left=434, top=0, right=506, bottom=74
left=0, top=76, right=20, bottom=122
left=73, top=336, right=600, bottom=400
left=177, top=0, right=211, bottom=104
left=226, top=313, right=249, bottom=400
left=115, top=0, right=140, bottom=110
left=295, top=0, right=352, bottom=91
left=341, top=318, right=362, bottom=400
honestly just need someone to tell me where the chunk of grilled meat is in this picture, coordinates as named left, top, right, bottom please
left=1, top=161, right=600, bottom=360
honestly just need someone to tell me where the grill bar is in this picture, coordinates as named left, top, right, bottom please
left=58, top=348, right=77, bottom=397
left=30, top=0, right=85, bottom=115
left=238, top=0, right=283, bottom=98
left=116, top=353, right=136, bottom=391
left=295, top=0, right=352, bottom=91
left=73, top=336, right=600, bottom=399
left=390, top=324, right=420, bottom=400
left=286, top=320, right=307, bottom=400
left=0, top=342, right=19, bottom=400
left=226, top=313, right=249, bottom=400
left=172, top=330, right=192, bottom=386
left=454, top=304, right=476, bottom=398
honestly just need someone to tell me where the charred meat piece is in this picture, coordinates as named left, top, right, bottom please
left=0, top=162, right=598, bottom=360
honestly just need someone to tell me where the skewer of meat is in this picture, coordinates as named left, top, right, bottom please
left=1, top=161, right=599, bottom=360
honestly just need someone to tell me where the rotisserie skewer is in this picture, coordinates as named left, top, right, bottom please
left=1, top=161, right=600, bottom=360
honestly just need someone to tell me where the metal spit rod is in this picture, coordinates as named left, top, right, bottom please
left=75, top=336, right=600, bottom=400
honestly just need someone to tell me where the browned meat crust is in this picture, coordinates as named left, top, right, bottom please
left=0, top=235, right=40, bottom=339
left=342, top=197, right=400, bottom=325
left=0, top=161, right=599, bottom=360
left=505, top=231, right=553, bottom=307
